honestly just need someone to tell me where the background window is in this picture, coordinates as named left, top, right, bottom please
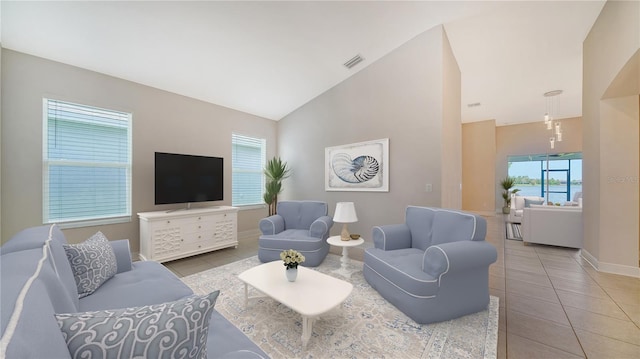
left=43, top=99, right=132, bottom=227
left=508, top=153, right=582, bottom=204
left=232, top=134, right=266, bottom=206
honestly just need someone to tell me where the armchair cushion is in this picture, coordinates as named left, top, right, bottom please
left=372, top=224, right=412, bottom=250
left=431, top=209, right=486, bottom=245
left=309, top=216, right=332, bottom=238
left=423, top=241, right=498, bottom=279
left=259, top=215, right=285, bottom=235
left=405, top=206, right=436, bottom=250
left=278, top=201, right=328, bottom=229
left=365, top=248, right=440, bottom=298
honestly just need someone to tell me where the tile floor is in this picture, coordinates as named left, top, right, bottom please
left=164, top=214, right=640, bottom=358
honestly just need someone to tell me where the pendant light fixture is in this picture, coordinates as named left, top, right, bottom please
left=543, top=90, right=564, bottom=149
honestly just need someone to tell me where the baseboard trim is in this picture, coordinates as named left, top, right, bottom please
left=581, top=249, right=640, bottom=278
left=580, top=249, right=598, bottom=271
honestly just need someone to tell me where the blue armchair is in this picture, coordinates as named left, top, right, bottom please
left=364, top=206, right=497, bottom=324
left=258, top=201, right=333, bottom=267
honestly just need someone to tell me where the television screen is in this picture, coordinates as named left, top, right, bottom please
left=155, top=152, right=223, bottom=205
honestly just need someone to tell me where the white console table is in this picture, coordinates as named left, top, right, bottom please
left=138, top=206, right=238, bottom=262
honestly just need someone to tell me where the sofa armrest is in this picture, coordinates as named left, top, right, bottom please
left=109, top=239, right=132, bottom=274
left=372, top=224, right=412, bottom=250
left=310, top=216, right=333, bottom=238
left=259, top=215, right=285, bottom=235
left=422, top=241, right=497, bottom=281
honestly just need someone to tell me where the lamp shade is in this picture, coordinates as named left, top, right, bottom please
left=333, top=202, right=358, bottom=223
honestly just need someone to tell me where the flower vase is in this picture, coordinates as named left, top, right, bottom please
left=285, top=267, right=298, bottom=282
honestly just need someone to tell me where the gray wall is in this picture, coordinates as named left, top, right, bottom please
left=1, top=49, right=277, bottom=250
left=277, top=25, right=461, bottom=239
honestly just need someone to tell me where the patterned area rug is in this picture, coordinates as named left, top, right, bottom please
left=506, top=222, right=523, bottom=241
left=182, top=254, right=498, bottom=359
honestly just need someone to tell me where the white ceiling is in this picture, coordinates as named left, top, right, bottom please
left=1, top=1, right=605, bottom=125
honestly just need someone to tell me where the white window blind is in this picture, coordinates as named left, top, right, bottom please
left=43, top=99, right=132, bottom=226
left=232, top=134, right=266, bottom=206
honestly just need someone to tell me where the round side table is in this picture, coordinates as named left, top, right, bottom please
left=327, top=235, right=364, bottom=278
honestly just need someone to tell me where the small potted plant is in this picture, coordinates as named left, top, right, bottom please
left=280, top=249, right=305, bottom=282
left=500, top=176, right=520, bottom=214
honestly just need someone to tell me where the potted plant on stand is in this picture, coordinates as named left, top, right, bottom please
left=500, top=176, right=520, bottom=214
left=263, top=157, right=291, bottom=216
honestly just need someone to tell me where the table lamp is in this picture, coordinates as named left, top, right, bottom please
left=333, top=202, right=358, bottom=241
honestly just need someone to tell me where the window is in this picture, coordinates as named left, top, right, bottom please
left=508, top=153, right=582, bottom=204
left=43, top=99, right=132, bottom=227
left=232, top=134, right=266, bottom=206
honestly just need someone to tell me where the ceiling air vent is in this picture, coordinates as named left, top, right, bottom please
left=344, top=54, right=364, bottom=69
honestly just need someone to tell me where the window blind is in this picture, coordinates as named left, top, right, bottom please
left=232, top=134, right=266, bottom=206
left=43, top=99, right=132, bottom=226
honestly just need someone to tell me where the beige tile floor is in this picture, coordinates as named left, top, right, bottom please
left=164, top=215, right=640, bottom=358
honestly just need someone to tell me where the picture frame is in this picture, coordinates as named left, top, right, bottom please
left=325, top=138, right=389, bottom=192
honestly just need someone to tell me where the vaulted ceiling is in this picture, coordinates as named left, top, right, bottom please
left=1, top=1, right=606, bottom=125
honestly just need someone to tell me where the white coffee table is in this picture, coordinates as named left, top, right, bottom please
left=327, top=235, right=364, bottom=278
left=238, top=261, right=353, bottom=348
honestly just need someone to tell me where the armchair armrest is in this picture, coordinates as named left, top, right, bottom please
left=372, top=224, right=412, bottom=250
left=310, top=215, right=333, bottom=238
left=109, top=239, right=132, bottom=274
left=422, top=241, right=497, bottom=281
left=259, top=215, right=285, bottom=235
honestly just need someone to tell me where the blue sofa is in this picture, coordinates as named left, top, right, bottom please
left=364, top=206, right=497, bottom=324
left=0, top=224, right=268, bottom=358
left=258, top=201, right=333, bottom=267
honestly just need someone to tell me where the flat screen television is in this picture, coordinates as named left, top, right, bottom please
left=155, top=152, right=223, bottom=206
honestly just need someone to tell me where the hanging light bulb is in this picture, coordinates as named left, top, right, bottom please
left=543, top=90, right=564, bottom=149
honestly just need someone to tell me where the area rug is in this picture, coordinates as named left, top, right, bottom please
left=182, top=254, right=498, bottom=359
left=506, top=222, right=522, bottom=241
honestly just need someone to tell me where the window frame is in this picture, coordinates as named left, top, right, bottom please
left=42, top=98, right=132, bottom=228
left=231, top=133, right=266, bottom=208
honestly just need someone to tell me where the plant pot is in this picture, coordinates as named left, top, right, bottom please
left=502, top=207, right=511, bottom=214
left=285, top=267, right=298, bottom=282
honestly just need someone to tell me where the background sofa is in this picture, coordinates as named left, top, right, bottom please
left=258, top=200, right=333, bottom=266
left=522, top=205, right=583, bottom=248
left=363, top=206, right=497, bottom=324
left=508, top=195, right=545, bottom=223
left=0, top=224, right=267, bottom=358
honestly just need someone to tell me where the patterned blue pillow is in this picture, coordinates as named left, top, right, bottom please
left=55, top=291, right=220, bottom=359
left=63, top=231, right=117, bottom=298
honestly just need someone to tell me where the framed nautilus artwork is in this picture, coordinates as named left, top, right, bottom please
left=325, top=138, right=389, bottom=192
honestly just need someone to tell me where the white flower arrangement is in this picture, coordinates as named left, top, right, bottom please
left=280, top=249, right=305, bottom=269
